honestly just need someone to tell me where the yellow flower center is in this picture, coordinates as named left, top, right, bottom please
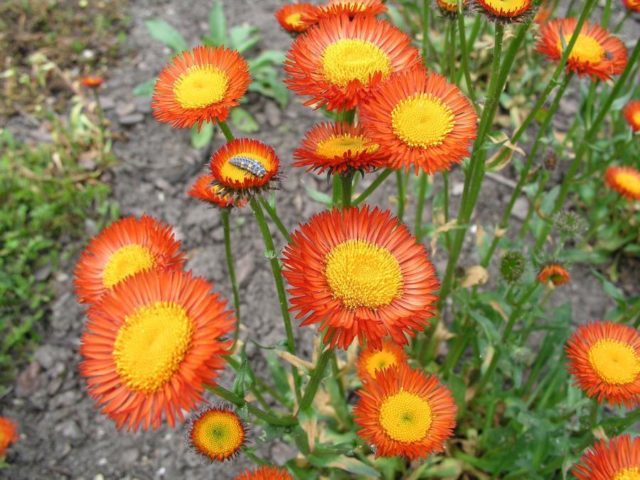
left=321, top=39, right=392, bottom=87
left=615, top=171, right=640, bottom=196
left=192, top=411, right=244, bottom=459
left=481, top=0, right=529, bottom=14
left=114, top=302, right=194, bottom=393
left=102, top=244, right=156, bottom=289
left=316, top=134, right=379, bottom=158
left=325, top=239, right=402, bottom=309
left=365, top=350, right=399, bottom=378
left=391, top=94, right=455, bottom=148
left=286, top=12, right=303, bottom=28
left=379, top=390, right=432, bottom=442
left=587, top=339, right=640, bottom=385
left=173, top=66, right=229, bottom=110
left=559, top=34, right=605, bottom=65
left=614, top=468, right=640, bottom=480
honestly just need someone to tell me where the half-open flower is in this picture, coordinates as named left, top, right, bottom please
left=536, top=18, right=628, bottom=81
left=360, top=68, right=477, bottom=175
left=188, top=174, right=246, bottom=208
left=74, top=215, right=185, bottom=305
left=476, top=0, right=533, bottom=22
left=436, top=0, right=469, bottom=15
left=275, top=3, right=318, bottom=33
left=235, top=466, right=294, bottom=480
left=623, top=100, right=640, bottom=132
left=0, top=417, right=18, bottom=457
left=152, top=45, right=250, bottom=129
left=537, top=263, right=570, bottom=286
left=282, top=206, right=440, bottom=349
left=80, top=269, right=235, bottom=431
left=572, top=435, right=640, bottom=480
left=188, top=405, right=246, bottom=462
left=310, top=0, right=387, bottom=22
left=566, top=321, right=640, bottom=408
left=623, top=0, right=640, bottom=13
left=605, top=166, right=640, bottom=201
left=354, top=365, right=457, bottom=459
left=284, top=15, right=420, bottom=111
left=357, top=340, right=408, bottom=382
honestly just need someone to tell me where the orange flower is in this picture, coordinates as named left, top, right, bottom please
left=623, top=100, right=640, bottom=132
left=354, top=365, right=456, bottom=459
left=188, top=174, right=246, bottom=208
left=359, top=68, right=477, bottom=175
left=534, top=6, right=552, bottom=24
left=605, top=166, right=640, bottom=201
left=152, top=46, right=250, bottom=129
left=235, top=466, right=293, bottom=480
left=282, top=206, right=439, bottom=349
left=74, top=216, right=185, bottom=305
left=572, top=435, right=640, bottom=480
left=294, top=122, right=387, bottom=174
left=310, top=0, right=387, bottom=22
left=357, top=340, right=408, bottom=382
left=284, top=15, right=420, bottom=111
left=623, top=0, right=640, bottom=12
left=476, top=0, right=533, bottom=21
left=0, top=417, right=18, bottom=457
left=537, top=263, right=570, bottom=286
left=565, top=321, right=640, bottom=408
left=80, top=270, right=235, bottom=431
left=209, top=138, right=280, bottom=197
left=275, top=3, right=318, bottom=33
left=536, top=18, right=628, bottom=81
left=80, top=75, right=104, bottom=88
left=188, top=405, right=246, bottom=462
left=436, top=0, right=468, bottom=14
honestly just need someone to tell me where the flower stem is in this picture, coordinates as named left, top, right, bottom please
left=260, top=197, right=291, bottom=241
left=341, top=171, right=353, bottom=208
left=414, top=172, right=428, bottom=240
left=210, top=385, right=297, bottom=427
left=395, top=170, right=406, bottom=221
left=456, top=11, right=476, bottom=102
left=221, top=209, right=242, bottom=348
left=218, top=120, right=235, bottom=142
left=249, top=197, right=302, bottom=402
left=299, top=346, right=333, bottom=413
left=422, top=0, right=429, bottom=62
left=353, top=168, right=393, bottom=205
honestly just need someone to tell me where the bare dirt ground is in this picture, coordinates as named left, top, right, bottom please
left=1, top=1, right=638, bottom=479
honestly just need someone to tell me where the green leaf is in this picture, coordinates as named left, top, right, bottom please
left=229, top=24, right=260, bottom=53
left=248, top=50, right=286, bottom=72
left=145, top=19, right=188, bottom=53
left=208, top=0, right=226, bottom=46
left=191, top=123, right=214, bottom=149
left=230, top=107, right=259, bottom=133
left=304, top=185, right=332, bottom=206
left=326, top=457, right=380, bottom=478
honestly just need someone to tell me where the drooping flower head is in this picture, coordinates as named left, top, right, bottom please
left=209, top=138, right=280, bottom=198
left=565, top=321, right=640, bottom=408
left=0, top=417, right=18, bottom=457
left=623, top=100, right=640, bottom=133
left=80, top=75, right=104, bottom=89
left=623, top=0, right=640, bottom=13
left=74, top=216, right=185, bottom=305
left=354, top=365, right=457, bottom=459
left=294, top=122, right=387, bottom=175
left=275, top=3, right=319, bottom=33
left=282, top=206, right=440, bottom=349
left=476, top=0, right=533, bottom=21
left=80, top=270, right=235, bottom=431
left=360, top=68, right=477, bottom=175
left=605, top=166, right=640, bottom=201
left=357, top=340, right=408, bottom=382
left=436, top=0, right=469, bottom=15
left=284, top=15, right=420, bottom=111
left=188, top=405, right=246, bottom=462
left=536, top=18, right=628, bottom=81
left=188, top=174, right=246, bottom=208
left=572, top=435, right=640, bottom=480
left=152, top=46, right=250, bottom=129
left=537, top=263, right=570, bottom=286
left=235, top=466, right=294, bottom=480
left=310, top=0, right=387, bottom=22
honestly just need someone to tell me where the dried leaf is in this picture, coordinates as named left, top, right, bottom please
left=278, top=351, right=314, bottom=371
left=460, top=265, right=489, bottom=288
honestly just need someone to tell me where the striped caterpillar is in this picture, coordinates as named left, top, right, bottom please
left=229, top=156, right=267, bottom=178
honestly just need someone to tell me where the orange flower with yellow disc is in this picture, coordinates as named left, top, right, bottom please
left=80, top=269, right=235, bottom=431
left=357, top=341, right=408, bottom=382
left=565, top=321, right=640, bottom=408
left=294, top=122, right=387, bottom=175
left=152, top=46, right=250, bottom=129
left=536, top=18, right=628, bottom=81
left=188, top=405, right=246, bottom=462
left=0, top=417, right=18, bottom=457
left=360, top=68, right=477, bottom=175
left=537, top=263, right=570, bottom=286
left=74, top=216, right=185, bottom=305
left=572, top=435, right=640, bottom=480
left=623, top=100, right=640, bottom=133
left=235, top=466, right=294, bottom=480
left=188, top=174, right=246, bottom=208
left=209, top=138, right=280, bottom=198
left=275, top=3, right=318, bottom=33
left=284, top=15, right=420, bottom=111
left=605, top=166, right=640, bottom=201
left=282, top=206, right=439, bottom=350
left=354, top=365, right=457, bottom=459
left=623, top=0, right=640, bottom=12
left=476, top=0, right=533, bottom=21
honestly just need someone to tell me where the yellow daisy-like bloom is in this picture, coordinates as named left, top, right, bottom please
left=354, top=365, right=457, bottom=459
left=188, top=405, right=246, bottom=462
left=476, top=0, right=533, bottom=21
left=357, top=340, right=408, bottom=382
left=606, top=166, right=640, bottom=201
